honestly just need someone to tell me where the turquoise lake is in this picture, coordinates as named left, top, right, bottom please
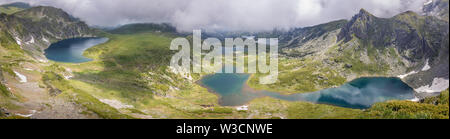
left=45, top=37, right=416, bottom=109
left=200, top=73, right=415, bottom=109
left=45, top=37, right=108, bottom=63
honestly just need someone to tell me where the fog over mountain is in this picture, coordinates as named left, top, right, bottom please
left=1, top=0, right=428, bottom=32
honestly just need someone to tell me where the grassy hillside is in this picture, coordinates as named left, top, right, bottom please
left=0, top=6, right=23, bottom=14
left=1, top=5, right=448, bottom=119
left=248, top=9, right=449, bottom=95
left=107, top=23, right=176, bottom=34
left=365, top=90, right=449, bottom=119
left=0, top=2, right=30, bottom=15
left=45, top=31, right=369, bottom=119
left=2, top=26, right=448, bottom=119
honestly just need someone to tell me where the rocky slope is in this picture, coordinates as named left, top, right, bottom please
left=280, top=20, right=348, bottom=57
left=278, top=8, right=449, bottom=95
left=0, top=6, right=96, bottom=61
left=0, top=3, right=448, bottom=119
left=0, top=5, right=98, bottom=118
left=423, top=0, right=449, bottom=21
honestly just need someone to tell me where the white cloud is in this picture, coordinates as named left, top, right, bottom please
left=1, top=0, right=428, bottom=32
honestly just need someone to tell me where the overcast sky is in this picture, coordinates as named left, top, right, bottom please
left=1, top=0, right=428, bottom=32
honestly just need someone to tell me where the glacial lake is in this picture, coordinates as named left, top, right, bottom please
left=45, top=37, right=108, bottom=63
left=200, top=73, right=415, bottom=109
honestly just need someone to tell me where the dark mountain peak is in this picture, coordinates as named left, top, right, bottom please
left=338, top=9, right=377, bottom=42
left=352, top=8, right=375, bottom=22
left=337, top=7, right=448, bottom=64
left=358, top=8, right=371, bottom=15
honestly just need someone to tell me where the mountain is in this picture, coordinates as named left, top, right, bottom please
left=279, top=20, right=348, bottom=56
left=0, top=2, right=31, bottom=15
left=106, top=23, right=177, bottom=34
left=0, top=2, right=31, bottom=9
left=263, top=9, right=449, bottom=95
left=0, top=6, right=96, bottom=61
left=0, top=3, right=448, bottom=119
left=423, top=0, right=449, bottom=21
left=339, top=9, right=448, bottom=92
left=1, top=5, right=99, bottom=118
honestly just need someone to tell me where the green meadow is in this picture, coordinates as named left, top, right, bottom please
left=1, top=28, right=448, bottom=119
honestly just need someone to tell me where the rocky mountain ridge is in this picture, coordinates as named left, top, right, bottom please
left=423, top=0, right=449, bottom=21
left=280, top=8, right=449, bottom=95
left=0, top=6, right=96, bottom=61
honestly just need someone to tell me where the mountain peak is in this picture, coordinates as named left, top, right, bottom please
left=359, top=8, right=370, bottom=14
left=337, top=9, right=377, bottom=41
left=347, top=8, right=375, bottom=26
left=355, top=8, right=374, bottom=19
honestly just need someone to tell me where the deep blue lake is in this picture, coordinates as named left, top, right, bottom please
left=200, top=74, right=415, bottom=109
left=45, top=37, right=108, bottom=63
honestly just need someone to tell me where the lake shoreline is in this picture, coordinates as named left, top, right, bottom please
left=44, top=37, right=109, bottom=63
left=195, top=74, right=267, bottom=107
left=199, top=73, right=417, bottom=109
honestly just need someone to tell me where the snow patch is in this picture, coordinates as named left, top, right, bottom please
left=25, top=36, right=35, bottom=45
left=37, top=58, right=48, bottom=63
left=236, top=105, right=249, bottom=111
left=415, top=78, right=449, bottom=93
left=42, top=37, right=49, bottom=43
left=13, top=71, right=27, bottom=83
left=14, top=37, right=22, bottom=45
left=99, top=99, right=134, bottom=109
left=424, top=0, right=433, bottom=5
left=422, top=59, right=431, bottom=71
left=398, top=71, right=418, bottom=79
left=64, top=75, right=73, bottom=79
left=16, top=110, right=36, bottom=117
left=170, top=86, right=180, bottom=91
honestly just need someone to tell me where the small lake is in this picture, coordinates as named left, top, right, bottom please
left=45, top=37, right=108, bottom=63
left=200, top=74, right=415, bottom=109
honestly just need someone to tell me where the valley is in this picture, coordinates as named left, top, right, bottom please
left=0, top=1, right=449, bottom=119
